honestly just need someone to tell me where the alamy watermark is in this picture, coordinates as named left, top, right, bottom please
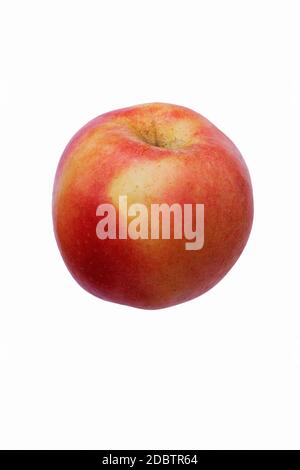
left=96, top=195, right=204, bottom=251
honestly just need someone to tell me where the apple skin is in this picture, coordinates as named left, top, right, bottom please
left=53, top=103, right=253, bottom=309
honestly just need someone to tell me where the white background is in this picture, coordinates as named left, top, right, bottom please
left=0, top=0, right=300, bottom=450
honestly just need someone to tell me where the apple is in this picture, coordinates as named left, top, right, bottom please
left=52, top=103, right=253, bottom=309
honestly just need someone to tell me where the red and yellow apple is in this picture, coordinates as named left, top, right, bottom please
left=52, top=103, right=253, bottom=309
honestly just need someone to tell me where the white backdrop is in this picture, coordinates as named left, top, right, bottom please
left=0, top=0, right=300, bottom=450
